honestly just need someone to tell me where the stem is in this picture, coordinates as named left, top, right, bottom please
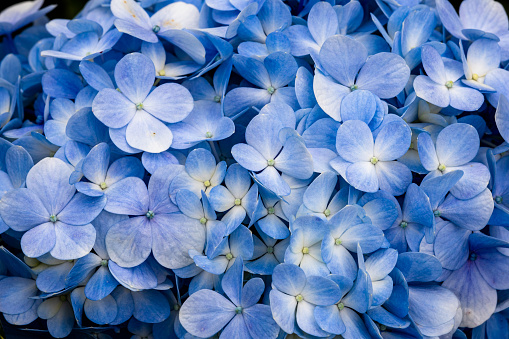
left=154, top=78, right=161, bottom=86
left=208, top=141, right=220, bottom=162
left=175, top=276, right=182, bottom=306
left=481, top=140, right=497, bottom=148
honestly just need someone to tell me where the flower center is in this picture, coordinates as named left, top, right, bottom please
left=335, top=238, right=342, bottom=245
left=438, top=164, right=446, bottom=172
left=472, top=73, right=479, bottom=81
left=49, top=214, right=58, bottom=223
left=205, top=132, right=213, bottom=139
left=370, top=157, right=378, bottom=165
left=324, top=209, right=331, bottom=217
left=213, top=95, right=221, bottom=103
left=400, top=221, right=408, bottom=228
left=204, top=180, right=211, bottom=187
left=267, top=159, right=275, bottom=166
left=337, top=302, right=344, bottom=310
left=226, top=253, right=233, bottom=260
left=234, top=198, right=241, bottom=206
left=200, top=217, right=207, bottom=224
left=174, top=304, right=180, bottom=311
left=295, top=294, right=303, bottom=302
left=136, top=103, right=144, bottom=110
left=469, top=253, right=477, bottom=261
left=350, top=84, right=358, bottom=91
left=495, top=196, right=503, bottom=204
left=267, top=246, right=274, bottom=254
left=59, top=295, right=67, bottom=302
left=434, top=210, right=441, bottom=217
left=100, top=259, right=108, bottom=267
left=100, top=182, right=107, bottom=190
left=267, top=207, right=275, bottom=214
left=152, top=25, right=160, bottom=33
left=158, top=69, right=166, bottom=76
left=445, top=80, right=454, bottom=88
left=302, top=247, right=309, bottom=254
left=235, top=306, right=243, bottom=314
left=267, top=86, right=275, bottom=94
left=146, top=211, right=155, bottom=219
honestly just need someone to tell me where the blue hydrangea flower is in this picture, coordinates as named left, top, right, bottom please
left=314, top=247, right=376, bottom=337
left=296, top=171, right=345, bottom=220
left=246, top=225, right=288, bottom=275
left=64, top=212, right=127, bottom=301
left=223, top=52, right=299, bottom=117
left=209, top=163, right=258, bottom=233
left=250, top=185, right=290, bottom=239
left=190, top=225, right=253, bottom=275
left=176, top=189, right=227, bottom=258
left=460, top=38, right=501, bottom=92
left=169, top=100, right=235, bottom=149
left=284, top=215, right=330, bottom=276
left=41, top=29, right=123, bottom=61
left=269, top=263, right=341, bottom=336
left=74, top=143, right=145, bottom=205
left=442, top=233, right=509, bottom=328
left=169, top=148, right=227, bottom=199
left=384, top=183, right=435, bottom=252
left=180, top=258, right=280, bottom=338
left=331, top=118, right=412, bottom=196
left=436, top=0, right=509, bottom=61
left=110, top=0, right=207, bottom=63
left=0, top=157, right=106, bottom=259
left=92, top=52, right=194, bottom=153
left=414, top=45, right=485, bottom=111
left=0, top=0, right=56, bottom=36
left=232, top=112, right=313, bottom=197
left=104, top=167, right=206, bottom=269
left=418, top=122, right=490, bottom=199
left=315, top=35, right=410, bottom=121
left=321, top=205, right=384, bottom=280
left=285, top=1, right=364, bottom=58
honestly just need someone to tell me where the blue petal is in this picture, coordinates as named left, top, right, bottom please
left=104, top=177, right=149, bottom=215
left=51, top=222, right=97, bottom=260
left=42, top=68, right=83, bottom=99
left=84, top=295, right=117, bottom=325
left=85, top=266, right=119, bottom=301
left=106, top=217, right=152, bottom=268
left=131, top=289, right=171, bottom=323
left=0, top=277, right=37, bottom=315
left=355, top=52, right=409, bottom=99
left=264, top=52, right=298, bottom=88
left=269, top=289, right=297, bottom=334
left=108, top=260, right=158, bottom=291
left=396, top=252, right=442, bottom=282
left=151, top=213, right=206, bottom=269
left=319, top=35, right=367, bottom=87
left=180, top=289, right=235, bottom=337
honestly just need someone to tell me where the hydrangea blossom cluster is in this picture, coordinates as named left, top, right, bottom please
left=1, top=0, right=509, bottom=338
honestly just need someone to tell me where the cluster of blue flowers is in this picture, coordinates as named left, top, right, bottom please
left=1, top=0, right=509, bottom=337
